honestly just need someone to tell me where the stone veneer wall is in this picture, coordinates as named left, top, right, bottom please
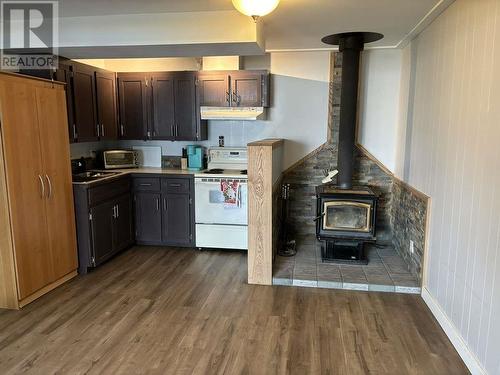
left=391, top=179, right=428, bottom=282
left=282, top=51, right=428, bottom=282
left=283, top=52, right=393, bottom=242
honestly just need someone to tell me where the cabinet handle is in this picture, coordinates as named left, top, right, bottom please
left=96, top=123, right=100, bottom=137
left=72, top=124, right=78, bottom=139
left=101, top=124, right=105, bottom=137
left=169, top=183, right=181, bottom=187
left=139, top=183, right=152, bottom=186
left=112, top=205, right=117, bottom=218
left=156, top=198, right=160, bottom=211
left=45, top=175, right=52, bottom=199
left=163, top=198, right=167, bottom=211
left=116, top=204, right=119, bottom=218
left=38, top=175, right=45, bottom=198
left=120, top=124, right=124, bottom=136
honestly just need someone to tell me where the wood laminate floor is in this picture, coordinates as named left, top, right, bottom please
left=0, top=246, right=468, bottom=374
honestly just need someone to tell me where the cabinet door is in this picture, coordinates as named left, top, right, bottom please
left=198, top=73, right=230, bottom=107
left=162, top=194, right=192, bottom=246
left=72, top=63, right=98, bottom=141
left=113, top=194, right=134, bottom=252
left=95, top=71, right=118, bottom=140
left=35, top=85, right=78, bottom=281
left=151, top=73, right=175, bottom=140
left=54, top=62, right=76, bottom=142
left=174, top=73, right=197, bottom=140
left=117, top=74, right=148, bottom=140
left=231, top=72, right=263, bottom=107
left=90, top=201, right=114, bottom=265
left=134, top=192, right=162, bottom=243
left=0, top=76, right=52, bottom=299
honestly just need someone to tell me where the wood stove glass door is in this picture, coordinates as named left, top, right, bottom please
left=323, top=201, right=371, bottom=232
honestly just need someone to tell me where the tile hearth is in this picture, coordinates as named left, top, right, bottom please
left=273, top=236, right=421, bottom=294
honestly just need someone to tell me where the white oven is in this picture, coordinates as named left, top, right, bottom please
left=194, top=176, right=248, bottom=250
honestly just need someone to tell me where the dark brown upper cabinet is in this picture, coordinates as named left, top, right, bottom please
left=198, top=70, right=270, bottom=108
left=117, top=73, right=149, bottom=140
left=53, top=61, right=76, bottom=141
left=197, top=73, right=230, bottom=107
left=95, top=70, right=118, bottom=140
left=54, top=60, right=118, bottom=143
left=151, top=73, right=175, bottom=140
left=174, top=73, right=198, bottom=141
left=72, top=63, right=99, bottom=142
left=121, top=71, right=206, bottom=141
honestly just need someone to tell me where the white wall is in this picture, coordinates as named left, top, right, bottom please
left=402, top=0, right=500, bottom=373
left=358, top=49, right=403, bottom=173
left=71, top=52, right=331, bottom=170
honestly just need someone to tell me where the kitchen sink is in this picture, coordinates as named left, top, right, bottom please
left=72, top=171, right=120, bottom=183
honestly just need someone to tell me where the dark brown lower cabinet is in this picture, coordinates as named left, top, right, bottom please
left=133, top=176, right=194, bottom=247
left=162, top=193, right=192, bottom=246
left=134, top=192, right=162, bottom=243
left=90, top=200, right=115, bottom=265
left=74, top=177, right=134, bottom=274
left=113, top=194, right=134, bottom=252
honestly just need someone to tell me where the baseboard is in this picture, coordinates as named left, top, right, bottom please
left=421, top=287, right=486, bottom=375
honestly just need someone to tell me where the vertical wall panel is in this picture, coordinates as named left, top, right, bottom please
left=405, top=0, right=500, bottom=373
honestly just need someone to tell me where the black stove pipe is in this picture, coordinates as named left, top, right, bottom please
left=322, top=32, right=384, bottom=190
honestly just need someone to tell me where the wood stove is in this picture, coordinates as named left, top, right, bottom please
left=316, top=186, right=377, bottom=264
left=316, top=31, right=383, bottom=264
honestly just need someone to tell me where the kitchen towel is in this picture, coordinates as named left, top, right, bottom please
left=220, top=180, right=240, bottom=208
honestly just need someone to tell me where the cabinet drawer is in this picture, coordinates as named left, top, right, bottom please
left=133, top=177, right=161, bottom=191
left=88, top=177, right=130, bottom=207
left=162, top=178, right=190, bottom=193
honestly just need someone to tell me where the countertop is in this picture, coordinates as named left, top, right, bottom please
left=72, top=167, right=198, bottom=186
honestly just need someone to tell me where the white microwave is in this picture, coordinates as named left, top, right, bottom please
left=102, top=150, right=138, bottom=169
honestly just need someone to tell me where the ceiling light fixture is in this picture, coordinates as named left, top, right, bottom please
left=232, top=0, right=280, bottom=22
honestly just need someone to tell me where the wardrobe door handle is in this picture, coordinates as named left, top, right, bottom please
left=38, top=175, right=45, bottom=198
left=101, top=124, right=105, bottom=137
left=116, top=205, right=119, bottom=218
left=45, top=175, right=52, bottom=198
left=156, top=198, right=160, bottom=211
left=163, top=198, right=167, bottom=211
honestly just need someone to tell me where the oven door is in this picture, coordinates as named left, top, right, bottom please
left=195, top=178, right=248, bottom=225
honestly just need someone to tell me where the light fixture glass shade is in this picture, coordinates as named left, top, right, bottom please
left=232, top=0, right=280, bottom=18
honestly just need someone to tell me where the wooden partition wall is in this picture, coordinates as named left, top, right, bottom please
left=247, top=139, right=284, bottom=285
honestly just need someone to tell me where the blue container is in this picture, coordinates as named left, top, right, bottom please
left=187, top=145, right=203, bottom=171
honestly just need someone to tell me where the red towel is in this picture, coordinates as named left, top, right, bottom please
left=221, top=180, right=240, bottom=208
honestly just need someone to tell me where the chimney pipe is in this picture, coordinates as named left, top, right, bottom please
left=322, top=32, right=384, bottom=189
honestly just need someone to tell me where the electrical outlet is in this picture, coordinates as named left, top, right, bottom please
left=409, top=240, right=414, bottom=254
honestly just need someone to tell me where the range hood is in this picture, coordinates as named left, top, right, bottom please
left=200, top=106, right=265, bottom=121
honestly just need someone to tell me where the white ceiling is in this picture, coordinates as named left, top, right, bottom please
left=59, top=0, right=233, bottom=17
left=58, top=0, right=449, bottom=51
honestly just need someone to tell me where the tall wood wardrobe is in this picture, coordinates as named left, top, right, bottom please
left=0, top=72, right=78, bottom=309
